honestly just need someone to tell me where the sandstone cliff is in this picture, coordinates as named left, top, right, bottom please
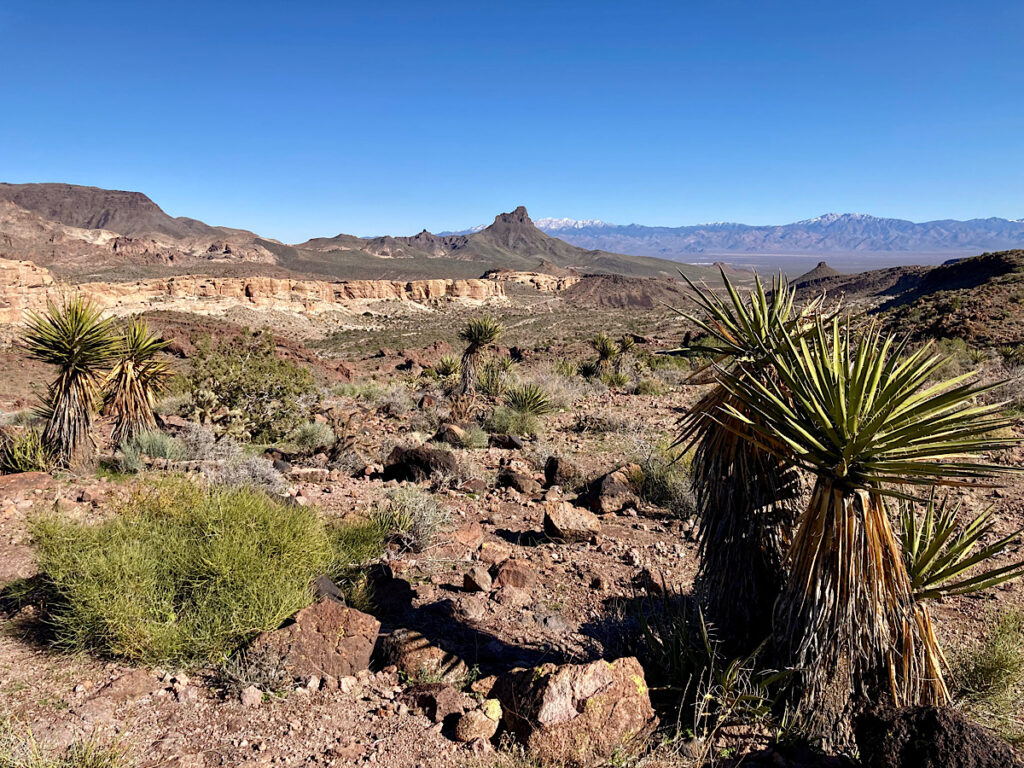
left=0, top=258, right=505, bottom=323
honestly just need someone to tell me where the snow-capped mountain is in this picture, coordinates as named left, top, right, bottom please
left=533, top=217, right=615, bottom=231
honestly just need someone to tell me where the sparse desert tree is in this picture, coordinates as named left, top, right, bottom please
left=721, top=317, right=1020, bottom=747
left=457, top=316, right=502, bottom=396
left=104, top=317, right=173, bottom=446
left=673, top=272, right=818, bottom=654
left=23, top=296, right=116, bottom=466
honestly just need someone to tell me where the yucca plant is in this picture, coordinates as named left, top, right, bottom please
left=614, top=335, right=636, bottom=374
left=457, top=316, right=502, bottom=396
left=720, top=317, right=1020, bottom=747
left=0, top=427, right=52, bottom=474
left=23, top=296, right=117, bottom=466
left=433, top=354, right=462, bottom=379
left=504, top=382, right=554, bottom=416
left=477, top=358, right=515, bottom=398
left=900, top=492, right=1024, bottom=601
left=590, top=333, right=619, bottom=373
left=672, top=271, right=819, bottom=654
left=104, top=318, right=173, bottom=446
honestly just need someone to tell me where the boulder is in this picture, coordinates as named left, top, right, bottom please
left=582, top=468, right=637, bottom=514
left=464, top=565, right=493, bottom=593
left=479, top=540, right=513, bottom=565
left=488, top=434, right=525, bottom=450
left=249, top=598, right=380, bottom=679
left=454, top=700, right=503, bottom=743
left=381, top=628, right=470, bottom=685
left=433, top=424, right=467, bottom=447
left=382, top=445, right=459, bottom=482
left=496, top=560, right=537, bottom=590
left=544, top=456, right=581, bottom=489
left=493, top=657, right=657, bottom=767
left=855, top=706, right=1023, bottom=768
left=543, top=501, right=600, bottom=542
left=497, top=470, right=541, bottom=496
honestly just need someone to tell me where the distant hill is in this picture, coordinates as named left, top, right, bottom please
left=794, top=261, right=843, bottom=286
left=531, top=213, right=1024, bottom=258
left=0, top=184, right=712, bottom=281
left=795, top=249, right=1024, bottom=347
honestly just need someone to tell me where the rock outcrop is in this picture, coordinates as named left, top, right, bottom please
left=0, top=257, right=505, bottom=323
left=483, top=269, right=581, bottom=292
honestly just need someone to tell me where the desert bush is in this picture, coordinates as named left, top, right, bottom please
left=554, top=359, right=579, bottom=378
left=0, top=717, right=131, bottom=768
left=176, top=422, right=241, bottom=462
left=628, top=436, right=695, bottom=518
left=631, top=378, right=663, bottom=396
left=115, top=429, right=183, bottom=474
left=205, top=455, right=287, bottom=495
left=486, top=406, right=538, bottom=438
left=503, top=382, right=554, bottom=416
left=953, top=610, right=1024, bottom=743
left=287, top=421, right=335, bottom=454
left=571, top=410, right=633, bottom=434
left=32, top=477, right=332, bottom=665
left=456, top=425, right=489, bottom=449
left=0, top=409, right=43, bottom=427
left=600, top=371, right=631, bottom=388
left=0, top=428, right=52, bottom=474
left=213, top=646, right=291, bottom=699
left=370, top=487, right=448, bottom=552
left=376, top=385, right=414, bottom=417
left=476, top=357, right=517, bottom=398
left=332, top=380, right=386, bottom=401
left=184, top=329, right=318, bottom=443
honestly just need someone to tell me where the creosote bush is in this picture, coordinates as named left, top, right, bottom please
left=486, top=406, right=538, bottom=438
left=287, top=421, right=335, bottom=455
left=32, top=477, right=333, bottom=665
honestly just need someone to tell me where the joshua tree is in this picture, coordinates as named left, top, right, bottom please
left=721, top=318, right=1019, bottom=747
left=23, top=296, right=116, bottom=466
left=673, top=272, right=820, bottom=654
left=104, top=317, right=173, bottom=446
left=457, top=316, right=502, bottom=396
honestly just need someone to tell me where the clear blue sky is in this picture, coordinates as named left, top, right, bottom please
left=1, top=1, right=1022, bottom=240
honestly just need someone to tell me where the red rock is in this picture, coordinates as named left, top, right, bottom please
left=496, top=560, right=537, bottom=590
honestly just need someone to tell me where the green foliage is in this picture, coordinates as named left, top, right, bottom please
left=0, top=428, right=52, bottom=474
left=185, top=330, right=318, bottom=443
left=477, top=357, right=517, bottom=398
left=104, top=318, right=173, bottom=446
left=459, top=316, right=503, bottom=348
left=23, top=296, right=117, bottom=466
left=503, top=382, right=554, bottom=416
left=433, top=355, right=462, bottom=378
left=627, top=444, right=695, bottom=518
left=287, top=421, right=335, bottom=455
left=32, top=477, right=332, bottom=665
left=632, top=378, right=663, bottom=396
left=116, top=429, right=183, bottom=474
left=554, top=359, right=579, bottom=378
left=486, top=406, right=538, bottom=437
left=953, top=610, right=1024, bottom=743
left=456, top=425, right=489, bottom=449
left=900, top=492, right=1024, bottom=601
left=599, top=371, right=631, bottom=388
left=370, top=487, right=448, bottom=553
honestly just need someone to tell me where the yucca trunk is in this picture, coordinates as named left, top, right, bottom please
left=775, top=480, right=948, bottom=749
left=692, top=392, right=801, bottom=655
left=42, top=370, right=103, bottom=467
left=106, top=359, right=159, bottom=446
left=458, top=348, right=479, bottom=396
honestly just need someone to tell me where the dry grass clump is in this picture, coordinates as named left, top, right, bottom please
left=370, top=487, right=448, bottom=552
left=0, top=718, right=131, bottom=768
left=953, top=610, right=1024, bottom=743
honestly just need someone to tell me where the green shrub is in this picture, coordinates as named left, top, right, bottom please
left=32, top=478, right=332, bottom=665
left=486, top=406, right=539, bottom=437
left=433, top=355, right=462, bottom=378
left=504, top=383, right=554, bottom=416
left=117, top=429, right=182, bottom=472
left=185, top=330, right=318, bottom=443
left=288, top=421, right=335, bottom=454
left=477, top=357, right=517, bottom=398
left=457, top=425, right=489, bottom=449
left=554, top=359, right=579, bottom=378
left=627, top=443, right=695, bottom=518
left=370, top=488, right=447, bottom=552
left=600, top=371, right=631, bottom=388
left=632, top=378, right=663, bottom=396
left=0, top=428, right=52, bottom=474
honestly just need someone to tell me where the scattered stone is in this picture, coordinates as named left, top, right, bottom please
left=249, top=598, right=380, bottom=679
left=497, top=470, right=542, bottom=496
left=488, top=434, right=524, bottom=450
left=479, top=540, right=513, bottom=566
left=493, top=657, right=657, bottom=767
left=464, top=565, right=493, bottom=593
left=453, top=522, right=485, bottom=549
left=496, top=560, right=537, bottom=590
left=313, top=574, right=347, bottom=604
left=582, top=468, right=637, bottom=514
left=288, top=467, right=329, bottom=483
left=95, top=669, right=162, bottom=704
left=400, top=683, right=468, bottom=723
left=240, top=685, right=262, bottom=708
left=544, top=456, right=582, bottom=489
left=543, top=501, right=601, bottom=542
left=382, top=628, right=470, bottom=685
left=382, top=445, right=459, bottom=482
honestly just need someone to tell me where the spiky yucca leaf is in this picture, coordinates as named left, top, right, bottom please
left=23, top=296, right=116, bottom=466
left=900, top=493, right=1024, bottom=601
left=590, top=333, right=619, bottom=369
left=105, top=318, right=173, bottom=445
left=720, top=317, right=1020, bottom=745
left=504, top=382, right=554, bottom=416
left=672, top=271, right=816, bottom=653
left=433, top=355, right=461, bottom=378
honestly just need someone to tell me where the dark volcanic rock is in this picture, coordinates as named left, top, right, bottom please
left=381, top=444, right=459, bottom=482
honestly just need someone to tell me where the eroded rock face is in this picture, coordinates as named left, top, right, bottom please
left=855, top=706, right=1024, bottom=768
left=0, top=257, right=506, bottom=323
left=493, top=657, right=656, bottom=767
left=249, top=599, right=380, bottom=679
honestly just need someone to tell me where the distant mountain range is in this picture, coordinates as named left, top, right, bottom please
left=444, top=213, right=1024, bottom=258
left=0, top=183, right=708, bottom=282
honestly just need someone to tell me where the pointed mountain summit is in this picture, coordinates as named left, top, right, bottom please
left=794, top=260, right=842, bottom=286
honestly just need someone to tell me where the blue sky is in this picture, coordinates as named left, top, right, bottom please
left=1, top=1, right=1022, bottom=240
